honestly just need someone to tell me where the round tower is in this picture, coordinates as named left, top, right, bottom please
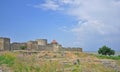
left=51, top=40, right=60, bottom=52
left=36, top=39, right=47, bottom=46
left=51, top=40, right=58, bottom=44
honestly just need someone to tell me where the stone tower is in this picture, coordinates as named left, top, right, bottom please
left=51, top=40, right=61, bottom=52
left=0, top=37, right=10, bottom=51
left=36, top=39, right=47, bottom=46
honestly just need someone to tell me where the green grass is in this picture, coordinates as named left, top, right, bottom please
left=0, top=52, right=61, bottom=72
left=96, top=55, right=120, bottom=60
left=0, top=52, right=119, bottom=72
left=13, top=62, right=41, bottom=72
left=64, top=64, right=73, bottom=68
left=0, top=52, right=16, bottom=67
left=72, top=65, right=81, bottom=72
left=88, top=53, right=120, bottom=60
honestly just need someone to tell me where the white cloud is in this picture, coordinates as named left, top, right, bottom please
left=59, top=0, right=74, bottom=4
left=58, top=26, right=70, bottom=32
left=69, top=0, right=120, bottom=33
left=40, top=0, right=120, bottom=51
left=34, top=0, right=62, bottom=11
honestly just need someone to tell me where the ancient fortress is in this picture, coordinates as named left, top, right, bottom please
left=0, top=37, right=82, bottom=52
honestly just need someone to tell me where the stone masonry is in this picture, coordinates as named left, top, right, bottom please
left=0, top=37, right=10, bottom=51
left=0, top=37, right=82, bottom=52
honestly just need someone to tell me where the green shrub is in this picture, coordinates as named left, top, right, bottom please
left=20, top=46, right=27, bottom=50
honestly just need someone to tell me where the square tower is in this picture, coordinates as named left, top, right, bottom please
left=0, top=37, right=10, bottom=51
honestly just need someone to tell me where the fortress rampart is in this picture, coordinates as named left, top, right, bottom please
left=0, top=37, right=82, bottom=52
left=62, top=47, right=82, bottom=52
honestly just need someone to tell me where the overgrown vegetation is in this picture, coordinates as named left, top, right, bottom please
left=0, top=51, right=119, bottom=72
left=0, top=52, right=16, bottom=67
left=20, top=46, right=27, bottom=50
left=0, top=52, right=62, bottom=72
left=72, top=65, right=81, bottom=72
left=97, top=45, right=120, bottom=60
left=96, top=55, right=120, bottom=60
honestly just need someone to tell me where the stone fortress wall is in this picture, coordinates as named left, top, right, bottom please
left=0, top=37, right=82, bottom=52
left=0, top=37, right=10, bottom=51
left=62, top=47, right=82, bottom=52
left=11, top=42, right=27, bottom=50
left=36, top=39, right=47, bottom=46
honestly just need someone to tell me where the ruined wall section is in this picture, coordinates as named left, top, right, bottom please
left=37, top=44, right=53, bottom=51
left=11, top=42, right=27, bottom=50
left=37, top=44, right=62, bottom=52
left=62, top=47, right=82, bottom=52
left=27, top=41, right=38, bottom=50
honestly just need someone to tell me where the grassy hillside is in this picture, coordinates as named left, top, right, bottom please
left=0, top=51, right=120, bottom=72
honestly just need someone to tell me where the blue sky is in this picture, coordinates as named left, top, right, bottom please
left=0, top=0, right=120, bottom=51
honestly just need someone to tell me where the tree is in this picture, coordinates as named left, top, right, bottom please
left=98, top=45, right=115, bottom=56
left=108, top=50, right=115, bottom=55
left=20, top=46, right=27, bottom=50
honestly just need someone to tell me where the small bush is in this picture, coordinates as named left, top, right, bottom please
left=20, top=46, right=27, bottom=50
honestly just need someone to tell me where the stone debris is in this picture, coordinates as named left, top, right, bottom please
left=101, top=60, right=120, bottom=72
left=0, top=67, right=2, bottom=72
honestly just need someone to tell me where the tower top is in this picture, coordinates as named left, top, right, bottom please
left=51, top=40, right=58, bottom=44
left=0, top=37, right=10, bottom=39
